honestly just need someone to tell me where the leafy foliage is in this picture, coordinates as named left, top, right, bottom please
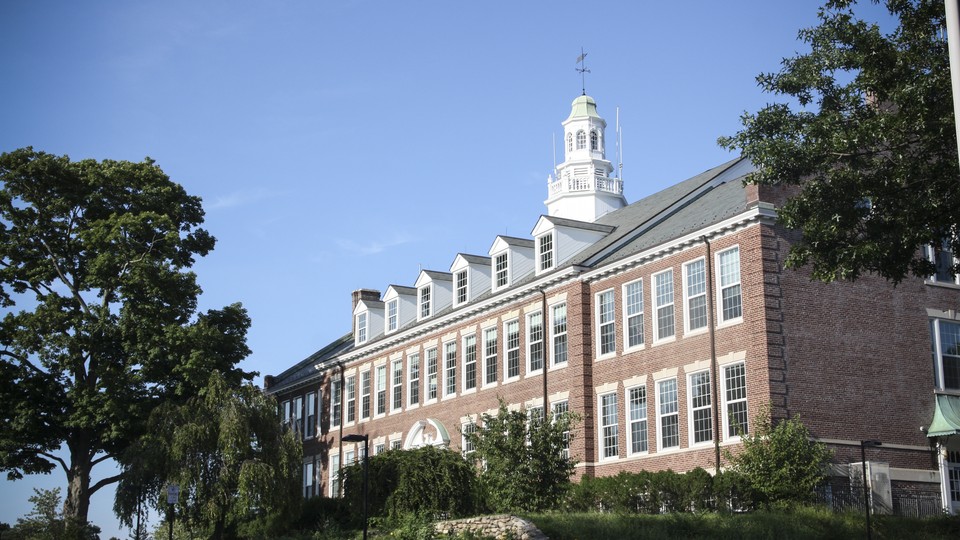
left=341, top=446, right=479, bottom=523
left=2, top=488, right=99, bottom=540
left=726, top=408, right=833, bottom=506
left=719, top=0, right=958, bottom=283
left=464, top=400, right=579, bottom=512
left=115, top=371, right=302, bottom=540
left=0, top=147, right=252, bottom=527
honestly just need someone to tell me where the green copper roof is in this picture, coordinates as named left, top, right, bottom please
left=567, top=94, right=600, bottom=120
left=927, top=393, right=960, bottom=437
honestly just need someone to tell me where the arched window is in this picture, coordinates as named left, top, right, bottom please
left=566, top=133, right=573, bottom=152
left=590, top=131, right=598, bottom=151
left=576, top=130, right=586, bottom=150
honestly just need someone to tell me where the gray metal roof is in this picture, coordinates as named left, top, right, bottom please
left=421, top=270, right=453, bottom=281
left=267, top=332, right=354, bottom=394
left=538, top=215, right=617, bottom=234
left=456, top=253, right=492, bottom=265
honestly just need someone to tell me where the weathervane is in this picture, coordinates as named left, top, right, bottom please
left=576, top=48, right=590, bottom=95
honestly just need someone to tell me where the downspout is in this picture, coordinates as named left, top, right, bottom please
left=337, top=361, right=345, bottom=497
left=540, top=288, right=549, bottom=414
left=703, top=236, right=721, bottom=473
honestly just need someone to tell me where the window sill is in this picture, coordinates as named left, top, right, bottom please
left=623, top=344, right=646, bottom=354
left=502, top=377, right=520, bottom=386
left=548, top=363, right=567, bottom=372
left=684, top=327, right=708, bottom=338
left=652, top=336, right=676, bottom=347
left=595, top=353, right=617, bottom=362
left=717, top=318, right=743, bottom=330
left=482, top=382, right=498, bottom=390
left=442, top=394, right=457, bottom=401
left=461, top=388, right=477, bottom=396
left=406, top=403, right=420, bottom=411
left=525, top=369, right=544, bottom=378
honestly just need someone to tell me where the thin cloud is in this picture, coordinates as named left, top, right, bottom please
left=207, top=188, right=285, bottom=210
left=336, top=233, right=416, bottom=256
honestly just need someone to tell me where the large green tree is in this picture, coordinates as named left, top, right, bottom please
left=464, top=401, right=578, bottom=512
left=719, top=0, right=958, bottom=283
left=0, top=147, right=253, bottom=528
left=116, top=372, right=301, bottom=540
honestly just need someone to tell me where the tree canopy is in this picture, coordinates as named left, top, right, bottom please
left=719, top=0, right=958, bottom=283
left=0, top=147, right=253, bottom=529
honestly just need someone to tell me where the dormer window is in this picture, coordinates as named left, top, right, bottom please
left=387, top=299, right=398, bottom=332
left=494, top=252, right=509, bottom=289
left=356, top=312, right=368, bottom=344
left=419, top=285, right=432, bottom=319
left=590, top=130, right=598, bottom=151
left=576, top=130, right=586, bottom=150
left=538, top=233, right=554, bottom=272
left=455, top=270, right=468, bottom=305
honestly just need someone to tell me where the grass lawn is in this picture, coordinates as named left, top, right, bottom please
left=524, top=508, right=960, bottom=540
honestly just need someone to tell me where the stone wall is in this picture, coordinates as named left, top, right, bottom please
left=434, top=514, right=548, bottom=540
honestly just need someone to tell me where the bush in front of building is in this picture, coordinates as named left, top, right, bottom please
left=341, top=445, right=480, bottom=526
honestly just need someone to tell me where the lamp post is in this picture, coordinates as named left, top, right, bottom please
left=860, top=440, right=882, bottom=540
left=342, top=434, right=369, bottom=540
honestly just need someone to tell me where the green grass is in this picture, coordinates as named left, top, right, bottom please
left=523, top=508, right=960, bottom=540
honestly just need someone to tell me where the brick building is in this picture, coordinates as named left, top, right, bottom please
left=265, top=93, right=960, bottom=513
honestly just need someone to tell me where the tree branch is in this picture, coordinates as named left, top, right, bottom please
left=38, top=238, right=90, bottom=315
left=37, top=451, right=69, bottom=476
left=89, top=472, right=124, bottom=495
left=90, top=453, right=116, bottom=467
left=0, top=349, right=46, bottom=377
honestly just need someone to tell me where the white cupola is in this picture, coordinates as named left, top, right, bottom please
left=545, top=94, right=626, bottom=222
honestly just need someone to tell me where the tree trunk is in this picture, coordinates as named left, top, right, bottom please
left=62, top=446, right=92, bottom=524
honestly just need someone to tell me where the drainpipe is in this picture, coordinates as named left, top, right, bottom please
left=703, top=236, right=721, bottom=473
left=540, top=288, right=549, bottom=415
left=337, top=361, right=345, bottom=497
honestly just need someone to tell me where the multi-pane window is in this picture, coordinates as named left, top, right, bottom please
left=282, top=400, right=291, bottom=429
left=408, top=353, right=420, bottom=406
left=462, top=422, right=477, bottom=455
left=628, top=386, right=648, bottom=454
left=553, top=400, right=570, bottom=459
left=376, top=365, right=386, bottom=416
left=576, top=130, right=586, bottom=150
left=597, top=290, right=616, bottom=356
left=293, top=396, right=303, bottom=435
left=346, top=376, right=356, bottom=423
left=719, top=247, right=742, bottom=322
left=330, top=455, right=341, bottom=497
left=566, top=132, right=573, bottom=152
left=689, top=371, right=712, bottom=444
left=392, top=359, right=403, bottom=411
left=374, top=443, right=385, bottom=455
left=444, top=342, right=457, bottom=397
left=391, top=439, right=402, bottom=450
left=495, top=253, right=509, bottom=289
left=685, top=259, right=707, bottom=332
left=356, top=312, right=368, bottom=344
left=426, top=348, right=438, bottom=401
left=419, top=285, right=431, bottom=319
left=600, top=393, right=619, bottom=459
left=455, top=270, right=468, bottom=305
left=927, top=240, right=960, bottom=284
left=463, top=335, right=477, bottom=391
left=303, top=461, right=315, bottom=498
left=657, top=378, right=679, bottom=449
left=552, top=303, right=567, bottom=365
left=624, top=280, right=644, bottom=348
left=331, top=380, right=342, bottom=427
left=305, top=392, right=317, bottom=439
left=539, top=233, right=554, bottom=271
left=387, top=299, right=398, bottom=332
left=505, top=320, right=520, bottom=379
left=933, top=319, right=960, bottom=391
left=654, top=269, right=675, bottom=341
left=590, top=130, right=598, bottom=151
left=361, top=371, right=371, bottom=419
left=528, top=311, right=544, bottom=372
left=723, top=363, right=748, bottom=438
left=483, top=327, right=498, bottom=385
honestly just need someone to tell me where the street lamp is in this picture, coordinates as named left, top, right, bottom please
left=860, top=439, right=882, bottom=540
left=342, top=433, right=369, bottom=540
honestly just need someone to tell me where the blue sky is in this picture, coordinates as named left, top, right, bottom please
left=0, top=0, right=894, bottom=536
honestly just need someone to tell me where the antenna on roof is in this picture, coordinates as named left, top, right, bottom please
left=575, top=48, right=590, bottom=95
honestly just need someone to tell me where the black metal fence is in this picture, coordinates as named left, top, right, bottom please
left=815, top=484, right=944, bottom=518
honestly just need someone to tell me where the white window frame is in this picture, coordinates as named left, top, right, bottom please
left=552, top=400, right=570, bottom=460
left=504, top=319, right=520, bottom=381
left=462, top=421, right=477, bottom=456
left=494, top=252, right=509, bottom=290
left=599, top=392, right=619, bottom=460
left=462, top=334, right=477, bottom=392
left=527, top=310, right=544, bottom=374
left=538, top=232, right=554, bottom=272
left=408, top=352, right=420, bottom=407
left=721, top=362, right=749, bottom=440
left=391, top=359, right=403, bottom=412
left=626, top=385, right=648, bottom=455
left=926, top=241, right=960, bottom=285
left=293, top=395, right=303, bottom=435
left=305, top=391, right=317, bottom=439
left=687, top=370, right=713, bottom=446
left=683, top=258, right=708, bottom=335
left=329, top=455, right=341, bottom=497
left=282, top=400, right=291, bottom=429
left=356, top=312, right=368, bottom=344
left=483, top=327, right=498, bottom=387
left=717, top=246, right=743, bottom=324
left=419, top=285, right=432, bottom=320
left=622, top=279, right=644, bottom=351
left=455, top=269, right=469, bottom=305
left=426, top=347, right=438, bottom=402
left=576, top=129, right=586, bottom=150
left=443, top=341, right=457, bottom=398
left=656, top=378, right=679, bottom=450
left=551, top=303, right=567, bottom=366
left=345, top=375, right=356, bottom=424
left=653, top=268, right=676, bottom=343
left=386, top=299, right=398, bottom=333
left=933, top=319, right=960, bottom=391
left=375, top=365, right=387, bottom=417
left=596, top=289, right=616, bottom=358
left=360, top=371, right=371, bottom=420
left=303, top=460, right=315, bottom=498
left=331, top=380, right=342, bottom=428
